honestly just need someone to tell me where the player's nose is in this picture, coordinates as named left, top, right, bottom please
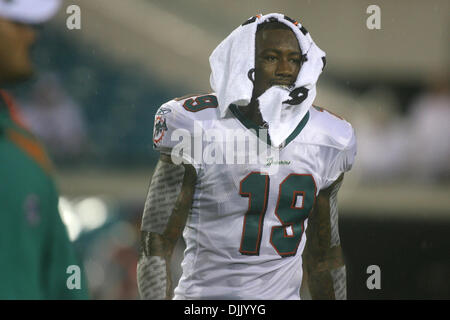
left=275, top=58, right=294, bottom=78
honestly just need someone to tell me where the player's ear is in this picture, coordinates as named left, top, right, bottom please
left=248, top=68, right=255, bottom=84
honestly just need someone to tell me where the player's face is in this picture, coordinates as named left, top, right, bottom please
left=0, top=17, right=36, bottom=84
left=253, top=28, right=302, bottom=99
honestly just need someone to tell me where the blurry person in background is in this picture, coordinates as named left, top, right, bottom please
left=407, top=73, right=450, bottom=183
left=354, top=92, right=409, bottom=183
left=20, top=72, right=88, bottom=163
left=0, top=0, right=89, bottom=299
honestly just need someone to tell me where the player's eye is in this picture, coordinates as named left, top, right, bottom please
left=264, top=55, right=278, bottom=62
left=289, top=58, right=301, bottom=64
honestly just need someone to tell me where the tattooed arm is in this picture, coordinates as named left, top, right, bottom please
left=137, top=153, right=197, bottom=299
left=302, top=174, right=347, bottom=300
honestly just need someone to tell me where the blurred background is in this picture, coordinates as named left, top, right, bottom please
left=5, top=0, right=449, bottom=299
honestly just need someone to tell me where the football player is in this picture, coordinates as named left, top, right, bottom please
left=138, top=14, right=356, bottom=300
left=0, top=0, right=89, bottom=299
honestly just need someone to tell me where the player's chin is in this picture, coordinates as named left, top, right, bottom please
left=5, top=64, right=35, bottom=84
left=272, top=84, right=292, bottom=91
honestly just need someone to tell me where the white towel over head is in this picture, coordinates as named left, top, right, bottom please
left=209, top=13, right=326, bottom=147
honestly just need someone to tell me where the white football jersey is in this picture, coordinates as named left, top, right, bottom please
left=152, top=93, right=356, bottom=300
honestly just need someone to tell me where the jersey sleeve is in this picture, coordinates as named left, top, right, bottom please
left=152, top=100, right=201, bottom=166
left=323, top=126, right=357, bottom=188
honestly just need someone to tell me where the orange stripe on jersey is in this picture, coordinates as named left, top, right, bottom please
left=0, top=89, right=29, bottom=130
left=174, top=93, right=207, bottom=102
left=313, top=105, right=345, bottom=121
left=6, top=128, right=53, bottom=174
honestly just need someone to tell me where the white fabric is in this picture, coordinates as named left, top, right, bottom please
left=209, top=13, right=326, bottom=147
left=0, top=0, right=61, bottom=24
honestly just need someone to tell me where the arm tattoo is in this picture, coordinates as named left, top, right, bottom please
left=329, top=178, right=343, bottom=248
left=137, top=256, right=167, bottom=300
left=137, top=157, right=194, bottom=300
left=140, top=160, right=185, bottom=234
left=328, top=179, right=347, bottom=300
left=330, top=266, right=347, bottom=300
left=304, top=174, right=347, bottom=300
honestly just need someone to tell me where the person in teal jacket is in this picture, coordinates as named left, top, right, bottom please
left=0, top=0, right=89, bottom=299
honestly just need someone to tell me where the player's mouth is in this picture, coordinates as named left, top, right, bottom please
left=270, top=79, right=295, bottom=87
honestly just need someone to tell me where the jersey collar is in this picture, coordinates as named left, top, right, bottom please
left=229, top=104, right=309, bottom=148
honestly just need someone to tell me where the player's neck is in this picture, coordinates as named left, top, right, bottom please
left=239, top=99, right=268, bottom=129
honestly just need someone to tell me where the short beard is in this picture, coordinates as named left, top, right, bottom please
left=0, top=68, right=34, bottom=86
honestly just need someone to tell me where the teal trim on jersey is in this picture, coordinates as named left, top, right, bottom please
left=229, top=104, right=262, bottom=131
left=285, top=111, right=310, bottom=146
left=229, top=104, right=272, bottom=146
left=229, top=104, right=309, bottom=147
